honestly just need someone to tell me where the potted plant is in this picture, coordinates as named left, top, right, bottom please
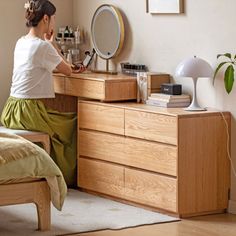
left=213, top=53, right=236, bottom=94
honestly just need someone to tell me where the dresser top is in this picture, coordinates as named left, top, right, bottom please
left=80, top=100, right=230, bottom=118
left=54, top=72, right=136, bottom=83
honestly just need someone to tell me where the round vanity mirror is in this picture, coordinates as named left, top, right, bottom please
left=91, top=4, right=125, bottom=62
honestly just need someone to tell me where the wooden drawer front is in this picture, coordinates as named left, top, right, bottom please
left=125, top=136, right=177, bottom=176
left=79, top=102, right=124, bottom=135
left=79, top=130, right=124, bottom=162
left=104, top=81, right=137, bottom=101
left=79, top=130, right=177, bottom=176
left=53, top=76, right=65, bottom=93
left=78, top=158, right=124, bottom=197
left=125, top=110, right=177, bottom=145
left=125, top=168, right=177, bottom=212
left=65, top=77, right=104, bottom=99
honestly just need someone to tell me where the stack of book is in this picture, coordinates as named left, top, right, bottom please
left=146, top=93, right=191, bottom=108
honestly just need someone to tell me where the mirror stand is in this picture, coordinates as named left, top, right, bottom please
left=91, top=59, right=118, bottom=75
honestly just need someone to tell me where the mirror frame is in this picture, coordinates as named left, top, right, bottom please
left=91, top=4, right=125, bottom=60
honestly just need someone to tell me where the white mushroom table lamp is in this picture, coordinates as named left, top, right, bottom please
left=175, top=56, right=213, bottom=111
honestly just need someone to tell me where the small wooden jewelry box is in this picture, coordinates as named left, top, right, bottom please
left=147, top=72, right=170, bottom=96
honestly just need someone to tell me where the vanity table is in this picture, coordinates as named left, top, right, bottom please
left=51, top=72, right=231, bottom=218
left=53, top=72, right=137, bottom=101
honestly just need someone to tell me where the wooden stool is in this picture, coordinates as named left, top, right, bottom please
left=0, top=126, right=50, bottom=154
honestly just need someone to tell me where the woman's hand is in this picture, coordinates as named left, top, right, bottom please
left=44, top=29, right=54, bottom=42
left=71, top=64, right=86, bottom=73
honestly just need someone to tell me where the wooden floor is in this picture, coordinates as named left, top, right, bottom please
left=76, top=214, right=236, bottom=236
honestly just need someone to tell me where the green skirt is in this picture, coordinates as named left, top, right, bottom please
left=1, top=97, right=77, bottom=187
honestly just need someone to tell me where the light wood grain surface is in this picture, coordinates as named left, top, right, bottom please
left=79, top=102, right=125, bottom=135
left=78, top=158, right=125, bottom=198
left=66, top=214, right=236, bottom=236
left=124, top=167, right=177, bottom=212
left=125, top=109, right=178, bottom=145
left=78, top=100, right=231, bottom=217
left=53, top=73, right=137, bottom=101
left=0, top=181, right=51, bottom=230
left=178, top=114, right=230, bottom=216
left=79, top=130, right=177, bottom=176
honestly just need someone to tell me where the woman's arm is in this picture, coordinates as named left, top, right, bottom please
left=45, top=31, right=72, bottom=76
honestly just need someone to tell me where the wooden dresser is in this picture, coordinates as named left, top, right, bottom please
left=50, top=73, right=231, bottom=218
left=78, top=100, right=230, bottom=217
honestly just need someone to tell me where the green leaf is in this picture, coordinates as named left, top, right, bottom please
left=224, top=65, right=234, bottom=94
left=217, top=53, right=232, bottom=59
left=213, top=61, right=230, bottom=85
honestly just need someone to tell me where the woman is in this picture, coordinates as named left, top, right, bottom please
left=1, top=0, right=80, bottom=186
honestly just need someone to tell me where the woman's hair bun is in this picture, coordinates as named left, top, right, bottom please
left=25, top=1, right=36, bottom=21
left=24, top=0, right=56, bottom=28
left=24, top=1, right=36, bottom=13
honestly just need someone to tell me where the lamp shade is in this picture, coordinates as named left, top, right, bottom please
left=175, top=56, right=213, bottom=111
left=175, top=57, right=213, bottom=79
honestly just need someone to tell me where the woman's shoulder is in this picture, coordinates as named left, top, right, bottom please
left=36, top=39, right=55, bottom=50
left=17, top=36, right=50, bottom=47
left=15, top=37, right=54, bottom=58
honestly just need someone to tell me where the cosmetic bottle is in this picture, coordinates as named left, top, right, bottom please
left=74, top=26, right=81, bottom=44
left=69, top=27, right=74, bottom=38
left=67, top=50, right=73, bottom=64
left=64, top=26, right=70, bottom=38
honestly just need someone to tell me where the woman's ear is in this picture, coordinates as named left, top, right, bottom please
left=43, top=14, right=49, bottom=24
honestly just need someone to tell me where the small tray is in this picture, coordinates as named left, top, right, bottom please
left=120, top=62, right=147, bottom=76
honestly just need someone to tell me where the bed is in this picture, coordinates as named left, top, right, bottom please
left=0, top=132, right=67, bottom=231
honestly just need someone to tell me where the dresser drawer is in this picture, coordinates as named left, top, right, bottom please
left=125, top=110, right=177, bottom=145
left=79, top=130, right=124, bottom=162
left=65, top=77, right=105, bottom=99
left=79, top=130, right=177, bottom=176
left=124, top=168, right=177, bottom=212
left=78, top=158, right=124, bottom=197
left=124, top=135, right=177, bottom=176
left=53, top=75, right=65, bottom=93
left=79, top=102, right=125, bottom=135
left=104, top=80, right=137, bottom=101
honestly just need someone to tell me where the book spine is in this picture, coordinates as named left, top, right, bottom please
left=146, top=100, right=190, bottom=108
left=148, top=97, right=190, bottom=103
left=150, top=93, right=190, bottom=100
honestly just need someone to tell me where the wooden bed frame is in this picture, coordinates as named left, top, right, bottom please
left=0, top=128, right=52, bottom=230
left=0, top=179, right=51, bottom=230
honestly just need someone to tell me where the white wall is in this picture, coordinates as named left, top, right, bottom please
left=72, top=0, right=236, bottom=211
left=0, top=0, right=73, bottom=111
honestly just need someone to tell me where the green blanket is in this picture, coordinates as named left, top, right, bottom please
left=0, top=133, right=67, bottom=210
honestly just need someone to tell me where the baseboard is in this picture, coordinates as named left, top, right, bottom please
left=228, top=200, right=236, bottom=214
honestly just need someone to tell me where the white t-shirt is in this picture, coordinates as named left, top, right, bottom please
left=10, top=36, right=62, bottom=99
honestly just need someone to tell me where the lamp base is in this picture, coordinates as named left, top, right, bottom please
left=184, top=106, right=206, bottom=111
left=184, top=101, right=206, bottom=111
left=184, top=79, right=206, bottom=111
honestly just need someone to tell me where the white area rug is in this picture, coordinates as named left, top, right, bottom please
left=0, top=189, right=179, bottom=236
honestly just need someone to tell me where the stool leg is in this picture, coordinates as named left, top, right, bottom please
left=41, top=136, right=51, bottom=154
